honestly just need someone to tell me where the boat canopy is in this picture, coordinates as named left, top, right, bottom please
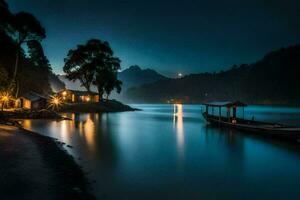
left=204, top=101, right=247, bottom=108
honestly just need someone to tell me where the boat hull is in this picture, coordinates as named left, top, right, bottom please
left=202, top=113, right=300, bottom=141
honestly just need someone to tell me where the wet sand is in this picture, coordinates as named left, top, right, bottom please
left=0, top=125, right=95, bottom=200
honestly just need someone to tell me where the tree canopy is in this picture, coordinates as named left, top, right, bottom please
left=0, top=0, right=55, bottom=96
left=64, top=39, right=122, bottom=99
left=0, top=0, right=12, bottom=29
left=0, top=66, right=9, bottom=91
left=10, top=12, right=46, bottom=83
left=8, top=12, right=46, bottom=45
left=27, top=40, right=51, bottom=71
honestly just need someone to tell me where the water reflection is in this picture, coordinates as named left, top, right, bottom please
left=59, top=120, right=71, bottom=144
left=22, top=120, right=31, bottom=129
left=82, top=114, right=96, bottom=152
left=203, top=126, right=246, bottom=177
left=173, top=104, right=185, bottom=160
left=54, top=113, right=118, bottom=168
left=21, top=105, right=300, bottom=200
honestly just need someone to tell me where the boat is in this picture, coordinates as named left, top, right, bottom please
left=202, top=101, right=300, bottom=141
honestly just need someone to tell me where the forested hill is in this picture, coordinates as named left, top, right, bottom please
left=124, top=45, right=300, bottom=105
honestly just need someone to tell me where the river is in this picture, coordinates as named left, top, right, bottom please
left=22, top=104, right=300, bottom=200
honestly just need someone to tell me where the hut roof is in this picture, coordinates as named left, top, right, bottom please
left=204, top=101, right=247, bottom=107
left=21, top=91, right=48, bottom=101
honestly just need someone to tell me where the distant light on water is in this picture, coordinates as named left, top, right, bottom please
left=173, top=104, right=185, bottom=160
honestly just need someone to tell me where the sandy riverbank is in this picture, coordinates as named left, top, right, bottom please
left=0, top=125, right=95, bottom=200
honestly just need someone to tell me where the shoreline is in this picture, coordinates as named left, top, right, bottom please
left=2, top=100, right=140, bottom=120
left=57, top=100, right=140, bottom=113
left=0, top=125, right=95, bottom=200
left=130, top=102, right=300, bottom=107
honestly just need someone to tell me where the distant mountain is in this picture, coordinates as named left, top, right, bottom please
left=57, top=75, right=97, bottom=92
left=58, top=65, right=168, bottom=92
left=49, top=73, right=66, bottom=92
left=124, top=44, right=300, bottom=105
left=118, top=65, right=169, bottom=90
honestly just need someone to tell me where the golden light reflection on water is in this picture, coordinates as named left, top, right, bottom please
left=173, top=104, right=185, bottom=159
left=55, top=114, right=97, bottom=153
left=22, top=120, right=32, bottom=130
left=82, top=114, right=96, bottom=152
left=60, top=120, right=71, bottom=144
left=71, top=113, right=75, bottom=120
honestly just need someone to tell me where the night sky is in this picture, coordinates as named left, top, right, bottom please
left=8, top=0, right=300, bottom=76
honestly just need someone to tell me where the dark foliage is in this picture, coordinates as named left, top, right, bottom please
left=64, top=39, right=122, bottom=98
left=0, top=0, right=59, bottom=96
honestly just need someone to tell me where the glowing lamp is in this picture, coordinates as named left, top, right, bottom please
left=48, top=96, right=62, bottom=110
left=2, top=95, right=9, bottom=102
left=54, top=98, right=59, bottom=105
left=0, top=92, right=10, bottom=102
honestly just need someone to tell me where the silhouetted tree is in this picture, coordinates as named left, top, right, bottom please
left=94, top=55, right=121, bottom=99
left=4, top=11, right=46, bottom=96
left=0, top=0, right=8, bottom=8
left=1, top=1, right=53, bottom=96
left=0, top=0, right=12, bottom=30
left=105, top=78, right=122, bottom=99
left=64, top=39, right=122, bottom=99
left=0, top=66, right=9, bottom=91
left=27, top=40, right=52, bottom=94
left=231, top=64, right=238, bottom=70
left=27, top=40, right=51, bottom=71
left=64, top=43, right=97, bottom=92
left=95, top=68, right=122, bottom=99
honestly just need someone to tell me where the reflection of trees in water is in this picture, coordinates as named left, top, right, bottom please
left=95, top=113, right=118, bottom=169
left=203, top=125, right=244, bottom=146
left=92, top=113, right=119, bottom=196
left=75, top=113, right=118, bottom=170
left=74, top=113, right=118, bottom=194
left=73, top=113, right=81, bottom=128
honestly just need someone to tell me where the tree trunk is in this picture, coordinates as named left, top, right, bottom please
left=15, top=80, right=19, bottom=98
left=97, top=87, right=103, bottom=102
left=13, top=49, right=19, bottom=81
left=13, top=41, right=21, bottom=98
left=13, top=38, right=22, bottom=81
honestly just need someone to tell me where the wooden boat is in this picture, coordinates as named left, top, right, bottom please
left=202, top=101, right=300, bottom=141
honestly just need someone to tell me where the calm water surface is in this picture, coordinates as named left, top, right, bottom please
left=22, top=104, right=300, bottom=200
